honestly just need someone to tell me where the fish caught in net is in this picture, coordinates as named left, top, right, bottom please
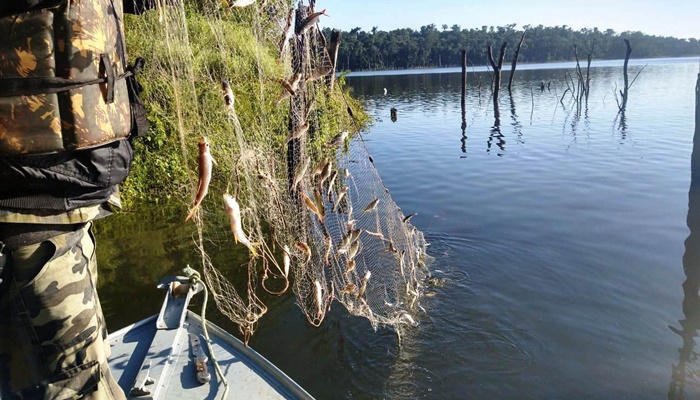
left=124, top=0, right=432, bottom=343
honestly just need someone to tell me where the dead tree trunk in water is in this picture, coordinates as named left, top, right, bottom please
left=488, top=42, right=508, bottom=112
left=508, top=31, right=526, bottom=93
left=619, top=38, right=632, bottom=112
left=461, top=48, right=467, bottom=126
left=695, top=71, right=700, bottom=166
left=326, top=30, right=341, bottom=91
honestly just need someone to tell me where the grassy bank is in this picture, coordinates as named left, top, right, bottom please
left=121, top=2, right=367, bottom=209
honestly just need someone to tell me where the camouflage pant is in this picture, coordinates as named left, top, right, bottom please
left=0, top=223, right=126, bottom=400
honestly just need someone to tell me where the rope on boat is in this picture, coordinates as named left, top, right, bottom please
left=183, top=266, right=230, bottom=400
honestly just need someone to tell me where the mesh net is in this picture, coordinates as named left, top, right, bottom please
left=125, top=0, right=431, bottom=343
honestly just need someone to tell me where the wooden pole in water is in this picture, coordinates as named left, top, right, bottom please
left=461, top=49, right=467, bottom=111
left=619, top=39, right=632, bottom=112
left=694, top=70, right=700, bottom=175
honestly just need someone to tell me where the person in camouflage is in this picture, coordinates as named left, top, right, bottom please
left=0, top=1, right=149, bottom=398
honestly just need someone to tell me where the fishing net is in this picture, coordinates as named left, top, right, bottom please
left=124, top=0, right=432, bottom=343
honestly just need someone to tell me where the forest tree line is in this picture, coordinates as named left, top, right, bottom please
left=323, top=24, right=700, bottom=71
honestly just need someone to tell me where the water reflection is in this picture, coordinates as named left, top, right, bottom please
left=487, top=103, right=505, bottom=156
left=669, top=91, right=700, bottom=398
left=509, top=94, right=523, bottom=145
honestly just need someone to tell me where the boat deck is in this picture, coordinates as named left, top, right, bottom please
left=108, top=311, right=313, bottom=399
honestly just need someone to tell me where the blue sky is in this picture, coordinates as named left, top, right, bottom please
left=318, top=0, right=700, bottom=39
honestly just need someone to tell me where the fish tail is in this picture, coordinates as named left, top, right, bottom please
left=185, top=205, right=199, bottom=222
left=247, top=242, right=261, bottom=258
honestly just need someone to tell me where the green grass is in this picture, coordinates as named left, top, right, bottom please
left=119, top=2, right=367, bottom=209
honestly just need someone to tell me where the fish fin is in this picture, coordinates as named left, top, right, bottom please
left=248, top=242, right=261, bottom=258
left=211, top=156, right=219, bottom=167
left=185, top=205, right=199, bottom=222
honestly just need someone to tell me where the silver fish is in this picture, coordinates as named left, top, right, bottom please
left=278, top=7, right=295, bottom=58
left=333, top=186, right=348, bottom=211
left=314, top=280, right=324, bottom=318
left=296, top=241, right=311, bottom=264
left=223, top=194, right=258, bottom=257
left=227, top=0, right=255, bottom=7
left=283, top=245, right=291, bottom=278
left=347, top=240, right=360, bottom=261
left=363, top=198, right=379, bottom=212
left=358, top=271, right=371, bottom=298
left=221, top=79, right=235, bottom=114
left=185, top=137, right=214, bottom=222
left=292, top=156, right=310, bottom=191
left=402, top=213, right=418, bottom=223
left=344, top=259, right=356, bottom=275
left=306, top=65, right=333, bottom=83
left=329, top=131, right=348, bottom=149
left=286, top=122, right=309, bottom=143
left=296, top=8, right=328, bottom=35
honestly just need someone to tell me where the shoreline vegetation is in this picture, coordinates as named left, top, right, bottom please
left=120, top=3, right=367, bottom=208
left=325, top=24, right=700, bottom=72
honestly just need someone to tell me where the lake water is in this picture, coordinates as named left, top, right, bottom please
left=96, top=57, right=700, bottom=399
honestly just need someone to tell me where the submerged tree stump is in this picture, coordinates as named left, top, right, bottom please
left=487, top=42, right=507, bottom=115
left=619, top=38, right=632, bottom=112
left=508, top=31, right=526, bottom=93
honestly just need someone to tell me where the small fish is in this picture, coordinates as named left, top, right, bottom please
left=292, top=156, right=310, bottom=191
left=278, top=8, right=295, bottom=58
left=319, top=160, right=333, bottom=186
left=345, top=219, right=356, bottom=233
left=306, top=65, right=333, bottom=83
left=347, top=240, right=360, bottom=260
left=296, top=8, right=328, bottom=35
left=227, top=0, right=255, bottom=7
left=342, top=283, right=357, bottom=295
left=314, top=280, right=324, bottom=318
left=329, top=131, right=348, bottom=148
left=313, top=188, right=326, bottom=216
left=221, top=79, right=235, bottom=114
left=344, top=259, right=356, bottom=275
left=387, top=240, right=398, bottom=253
left=349, top=228, right=361, bottom=244
left=223, top=194, right=258, bottom=257
left=363, top=198, right=379, bottom=213
left=312, top=158, right=329, bottom=177
left=333, top=186, right=348, bottom=211
left=358, top=271, right=371, bottom=298
left=279, top=72, right=301, bottom=96
left=343, top=168, right=351, bottom=177
left=398, top=250, right=406, bottom=275
left=326, top=170, right=338, bottom=195
left=338, top=229, right=360, bottom=253
left=296, top=241, right=311, bottom=263
left=283, top=245, right=291, bottom=278
left=286, top=122, right=309, bottom=143
left=185, top=137, right=214, bottom=222
left=402, top=213, right=418, bottom=223
left=399, top=312, right=418, bottom=326
left=324, top=236, right=332, bottom=266
left=303, top=193, right=324, bottom=223
left=365, top=230, right=385, bottom=240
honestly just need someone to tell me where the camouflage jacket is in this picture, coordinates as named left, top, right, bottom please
left=0, top=0, right=148, bottom=213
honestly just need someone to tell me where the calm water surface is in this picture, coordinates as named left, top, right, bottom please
left=96, top=57, right=700, bottom=399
